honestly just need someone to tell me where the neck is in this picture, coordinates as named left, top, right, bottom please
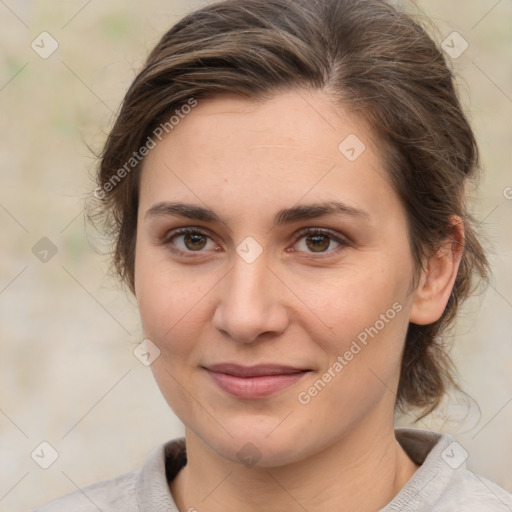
left=170, top=416, right=419, bottom=511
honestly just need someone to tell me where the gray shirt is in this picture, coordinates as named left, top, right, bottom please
left=32, top=428, right=512, bottom=511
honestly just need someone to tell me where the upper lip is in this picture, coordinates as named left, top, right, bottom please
left=204, top=363, right=310, bottom=377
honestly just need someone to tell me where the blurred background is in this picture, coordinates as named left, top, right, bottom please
left=1, top=0, right=511, bottom=510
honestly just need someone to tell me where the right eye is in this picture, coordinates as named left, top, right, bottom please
left=163, top=227, right=219, bottom=256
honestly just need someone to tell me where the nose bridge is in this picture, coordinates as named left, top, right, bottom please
left=213, top=249, right=288, bottom=342
left=230, top=252, right=269, bottom=302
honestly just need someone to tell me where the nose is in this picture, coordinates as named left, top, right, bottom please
left=212, top=252, right=289, bottom=344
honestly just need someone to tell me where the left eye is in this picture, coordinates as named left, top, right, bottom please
left=293, top=229, right=344, bottom=253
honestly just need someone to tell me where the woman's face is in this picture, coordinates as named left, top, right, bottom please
left=134, top=90, right=418, bottom=466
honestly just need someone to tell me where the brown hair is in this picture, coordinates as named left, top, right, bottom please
left=91, top=0, right=489, bottom=418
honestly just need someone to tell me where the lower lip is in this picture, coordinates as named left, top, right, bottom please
left=205, top=369, right=308, bottom=399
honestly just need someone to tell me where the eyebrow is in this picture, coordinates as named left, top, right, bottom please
left=144, top=200, right=370, bottom=226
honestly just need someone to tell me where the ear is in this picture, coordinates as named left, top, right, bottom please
left=409, top=216, right=464, bottom=325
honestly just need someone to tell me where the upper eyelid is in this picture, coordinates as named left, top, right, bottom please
left=164, top=226, right=214, bottom=239
left=294, top=226, right=348, bottom=241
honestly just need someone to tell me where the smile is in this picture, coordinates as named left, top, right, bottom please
left=203, top=364, right=311, bottom=399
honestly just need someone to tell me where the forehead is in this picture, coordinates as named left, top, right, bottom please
left=139, top=90, right=398, bottom=225
left=148, top=91, right=372, bottom=160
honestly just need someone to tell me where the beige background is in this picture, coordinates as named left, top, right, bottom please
left=1, top=1, right=511, bottom=510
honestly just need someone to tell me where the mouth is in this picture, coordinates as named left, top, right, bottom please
left=202, top=363, right=311, bottom=399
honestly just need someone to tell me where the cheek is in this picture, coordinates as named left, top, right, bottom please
left=295, top=288, right=409, bottom=426
left=289, top=256, right=411, bottom=350
left=135, top=257, right=210, bottom=415
left=298, top=256, right=412, bottom=407
left=134, top=247, right=216, bottom=357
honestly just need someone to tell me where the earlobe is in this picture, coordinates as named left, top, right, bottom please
left=409, top=216, right=464, bottom=325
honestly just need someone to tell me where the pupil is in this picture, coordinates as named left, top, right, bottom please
left=307, top=234, right=329, bottom=252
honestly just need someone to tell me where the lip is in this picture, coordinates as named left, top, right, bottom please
left=203, top=363, right=311, bottom=399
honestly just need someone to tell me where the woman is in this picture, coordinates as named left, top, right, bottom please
left=34, top=0, right=512, bottom=510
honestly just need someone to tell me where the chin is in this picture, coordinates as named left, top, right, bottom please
left=191, top=414, right=317, bottom=468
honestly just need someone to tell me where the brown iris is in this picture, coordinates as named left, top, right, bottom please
left=184, top=233, right=207, bottom=250
left=306, top=234, right=330, bottom=252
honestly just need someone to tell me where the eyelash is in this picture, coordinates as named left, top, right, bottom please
left=162, top=227, right=349, bottom=258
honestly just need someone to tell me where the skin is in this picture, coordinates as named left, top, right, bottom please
left=134, top=90, right=463, bottom=511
